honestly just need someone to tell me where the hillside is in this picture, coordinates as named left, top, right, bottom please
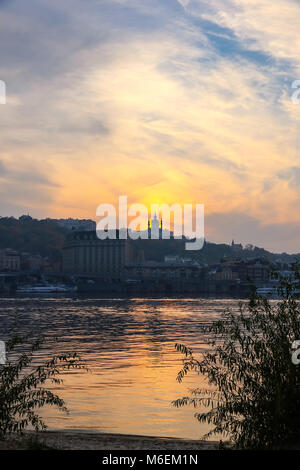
left=0, top=217, right=68, bottom=259
left=0, top=217, right=298, bottom=264
left=137, top=239, right=300, bottom=264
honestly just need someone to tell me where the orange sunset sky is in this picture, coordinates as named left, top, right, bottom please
left=1, top=0, right=300, bottom=252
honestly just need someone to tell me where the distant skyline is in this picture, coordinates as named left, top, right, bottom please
left=2, top=213, right=298, bottom=256
left=1, top=1, right=300, bottom=253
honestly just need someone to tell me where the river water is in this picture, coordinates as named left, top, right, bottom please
left=0, top=296, right=242, bottom=439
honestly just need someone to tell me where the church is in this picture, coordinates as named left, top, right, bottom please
left=146, top=213, right=172, bottom=240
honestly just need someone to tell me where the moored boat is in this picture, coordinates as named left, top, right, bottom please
left=257, top=286, right=300, bottom=298
left=16, top=284, right=77, bottom=294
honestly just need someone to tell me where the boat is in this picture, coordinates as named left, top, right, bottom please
left=257, top=286, right=300, bottom=298
left=256, top=287, right=278, bottom=297
left=16, top=284, right=77, bottom=294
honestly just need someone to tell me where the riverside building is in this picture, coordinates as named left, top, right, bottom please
left=62, top=230, right=141, bottom=279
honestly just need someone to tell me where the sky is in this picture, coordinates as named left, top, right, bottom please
left=0, top=0, right=300, bottom=252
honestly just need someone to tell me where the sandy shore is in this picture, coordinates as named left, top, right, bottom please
left=0, top=431, right=219, bottom=450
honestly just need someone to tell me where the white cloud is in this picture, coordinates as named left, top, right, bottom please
left=182, top=0, right=300, bottom=70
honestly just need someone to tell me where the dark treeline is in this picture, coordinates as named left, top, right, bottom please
left=135, top=238, right=300, bottom=265
left=0, top=217, right=68, bottom=259
left=0, top=216, right=299, bottom=264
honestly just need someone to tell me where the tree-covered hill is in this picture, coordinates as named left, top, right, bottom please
left=0, top=217, right=68, bottom=259
left=135, top=238, right=300, bottom=265
left=0, top=217, right=299, bottom=264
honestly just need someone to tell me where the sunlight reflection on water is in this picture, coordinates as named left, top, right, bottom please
left=0, top=296, right=242, bottom=439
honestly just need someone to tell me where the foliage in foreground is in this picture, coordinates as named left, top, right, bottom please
left=0, top=335, right=85, bottom=439
left=173, top=278, right=300, bottom=449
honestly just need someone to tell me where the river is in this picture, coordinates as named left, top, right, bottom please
left=0, top=296, right=242, bottom=440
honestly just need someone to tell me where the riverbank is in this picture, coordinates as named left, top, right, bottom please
left=0, top=431, right=219, bottom=450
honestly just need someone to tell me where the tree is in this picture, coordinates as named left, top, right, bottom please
left=173, top=276, right=300, bottom=449
left=0, top=334, right=85, bottom=439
